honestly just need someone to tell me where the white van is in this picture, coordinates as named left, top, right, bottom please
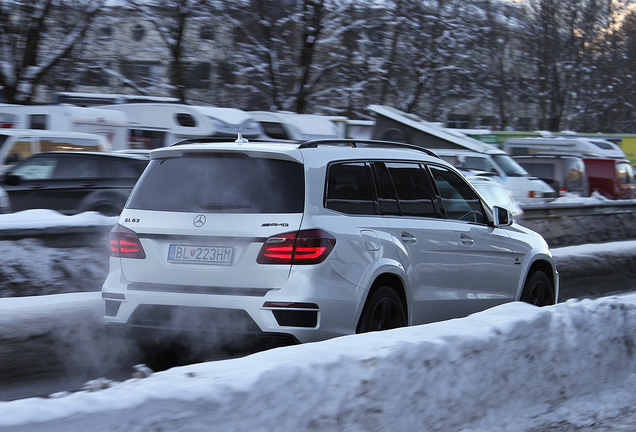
left=367, top=105, right=555, bottom=205
left=98, top=103, right=263, bottom=148
left=250, top=111, right=340, bottom=141
left=504, top=137, right=627, bottom=159
left=0, top=129, right=111, bottom=172
left=0, top=104, right=129, bottom=150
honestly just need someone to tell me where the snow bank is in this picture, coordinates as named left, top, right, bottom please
left=0, top=209, right=116, bottom=230
left=1, top=295, right=636, bottom=432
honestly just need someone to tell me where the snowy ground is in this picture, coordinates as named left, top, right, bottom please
left=0, top=210, right=635, bottom=431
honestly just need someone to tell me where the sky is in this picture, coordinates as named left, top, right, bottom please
left=0, top=210, right=634, bottom=431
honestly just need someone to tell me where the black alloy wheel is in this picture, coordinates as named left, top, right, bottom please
left=358, top=286, right=407, bottom=333
left=521, top=271, right=555, bottom=306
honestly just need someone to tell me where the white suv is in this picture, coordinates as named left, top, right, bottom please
left=103, top=139, right=558, bottom=368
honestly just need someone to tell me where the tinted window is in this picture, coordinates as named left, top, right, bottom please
left=53, top=156, right=101, bottom=179
left=373, top=162, right=400, bottom=215
left=102, top=158, right=147, bottom=178
left=385, top=162, right=438, bottom=218
left=127, top=154, right=304, bottom=213
left=11, top=156, right=57, bottom=179
left=325, top=162, right=376, bottom=215
left=429, top=165, right=486, bottom=223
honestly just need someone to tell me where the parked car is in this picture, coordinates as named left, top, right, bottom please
left=1, top=151, right=148, bottom=216
left=512, top=155, right=590, bottom=198
left=583, top=158, right=636, bottom=200
left=435, top=149, right=557, bottom=205
left=103, top=139, right=558, bottom=370
left=463, top=173, right=524, bottom=220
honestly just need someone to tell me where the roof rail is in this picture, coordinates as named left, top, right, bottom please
left=298, top=139, right=440, bottom=159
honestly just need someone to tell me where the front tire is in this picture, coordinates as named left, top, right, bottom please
left=357, top=286, right=407, bottom=333
left=521, top=271, right=555, bottom=306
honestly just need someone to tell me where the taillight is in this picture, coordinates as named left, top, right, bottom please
left=110, top=224, right=146, bottom=259
left=257, top=229, right=336, bottom=265
left=559, top=187, right=567, bottom=197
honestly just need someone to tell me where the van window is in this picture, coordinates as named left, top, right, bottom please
left=40, top=137, right=101, bottom=152
left=30, top=115, right=47, bottom=130
left=463, top=156, right=498, bottom=173
left=130, top=129, right=165, bottom=149
left=261, top=122, right=289, bottom=140
left=491, top=154, right=530, bottom=177
left=7, top=138, right=33, bottom=162
left=325, top=162, right=376, bottom=215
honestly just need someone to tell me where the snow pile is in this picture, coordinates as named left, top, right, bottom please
left=0, top=239, right=108, bottom=297
left=1, top=295, right=636, bottom=431
left=0, top=209, right=116, bottom=230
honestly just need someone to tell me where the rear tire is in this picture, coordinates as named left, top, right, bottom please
left=521, top=271, right=555, bottom=306
left=357, top=286, right=407, bottom=333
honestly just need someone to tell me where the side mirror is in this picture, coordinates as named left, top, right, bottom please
left=4, top=174, right=21, bottom=186
left=493, top=206, right=513, bottom=227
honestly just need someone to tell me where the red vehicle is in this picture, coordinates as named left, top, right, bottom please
left=583, top=158, right=636, bottom=200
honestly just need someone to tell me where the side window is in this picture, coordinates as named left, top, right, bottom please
left=325, top=162, right=376, bottom=215
left=11, top=157, right=58, bottom=180
left=385, top=162, right=438, bottom=218
left=372, top=162, right=400, bottom=215
left=53, top=157, right=101, bottom=179
left=429, top=165, right=486, bottom=224
left=102, top=158, right=145, bottom=178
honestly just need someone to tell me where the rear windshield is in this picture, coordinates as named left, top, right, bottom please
left=127, top=154, right=305, bottom=213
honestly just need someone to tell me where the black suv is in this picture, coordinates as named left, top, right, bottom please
left=1, top=151, right=148, bottom=216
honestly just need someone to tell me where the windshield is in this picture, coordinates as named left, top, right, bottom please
left=491, top=154, right=530, bottom=177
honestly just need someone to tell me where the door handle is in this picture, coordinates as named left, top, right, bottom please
left=461, top=235, right=474, bottom=245
left=401, top=232, right=417, bottom=244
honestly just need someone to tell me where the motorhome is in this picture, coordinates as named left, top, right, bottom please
left=250, top=111, right=341, bottom=141
left=504, top=137, right=627, bottom=159
left=99, top=103, right=263, bottom=148
left=368, top=105, right=555, bottom=205
left=0, top=104, right=129, bottom=150
left=0, top=129, right=111, bottom=172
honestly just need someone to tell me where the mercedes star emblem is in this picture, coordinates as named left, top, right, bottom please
left=193, top=214, right=206, bottom=227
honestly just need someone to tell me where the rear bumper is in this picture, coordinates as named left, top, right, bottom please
left=102, top=267, right=363, bottom=344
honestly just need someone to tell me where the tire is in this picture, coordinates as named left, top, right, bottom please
left=92, top=204, right=121, bottom=217
left=521, top=271, right=555, bottom=306
left=357, top=286, right=407, bottom=333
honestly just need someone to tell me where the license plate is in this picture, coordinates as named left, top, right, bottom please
left=167, top=245, right=233, bottom=266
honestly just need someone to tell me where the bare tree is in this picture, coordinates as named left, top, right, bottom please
left=0, top=0, right=104, bottom=103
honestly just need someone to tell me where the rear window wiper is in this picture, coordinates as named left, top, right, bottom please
left=199, top=203, right=252, bottom=211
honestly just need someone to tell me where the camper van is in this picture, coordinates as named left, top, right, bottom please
left=250, top=111, right=341, bottom=141
left=368, top=105, right=555, bottom=205
left=0, top=104, right=128, bottom=150
left=0, top=129, right=111, bottom=172
left=504, top=137, right=627, bottom=159
left=98, top=104, right=263, bottom=148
